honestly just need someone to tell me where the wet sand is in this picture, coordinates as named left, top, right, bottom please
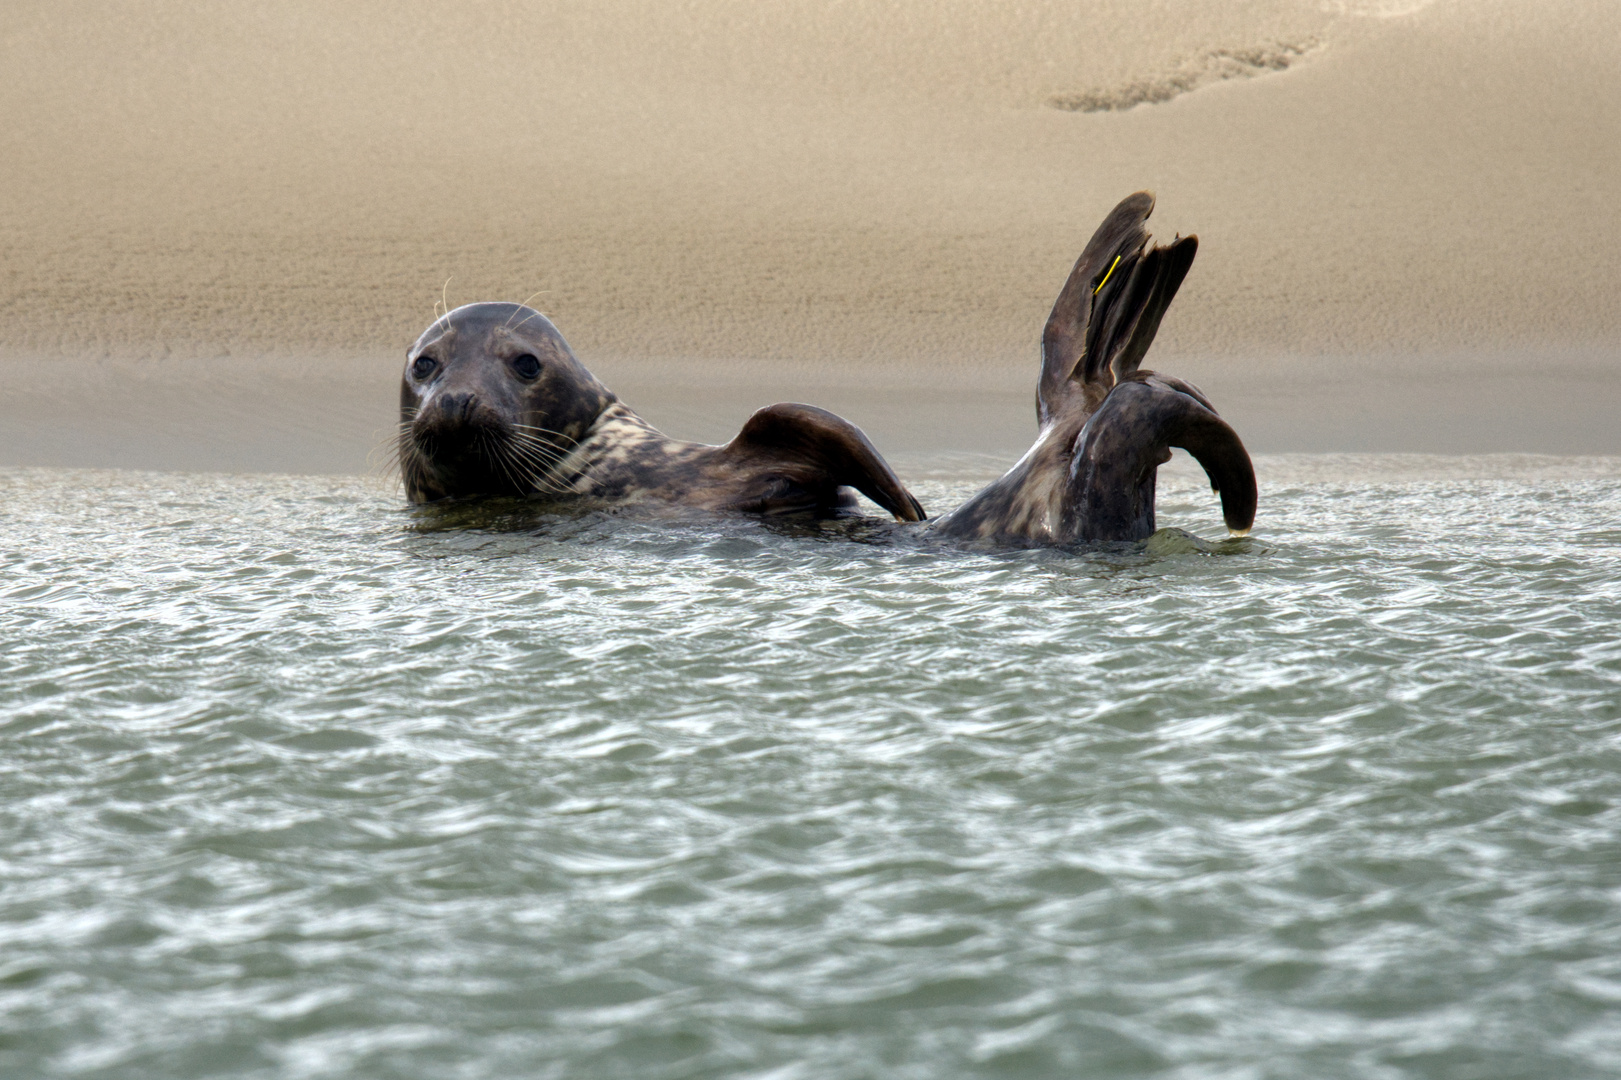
left=3, top=0, right=1619, bottom=470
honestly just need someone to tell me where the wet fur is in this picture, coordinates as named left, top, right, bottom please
left=398, top=303, right=925, bottom=522
left=931, top=192, right=1257, bottom=545
left=400, top=192, right=1253, bottom=545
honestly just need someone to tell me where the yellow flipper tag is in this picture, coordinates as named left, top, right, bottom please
left=1094, top=255, right=1122, bottom=295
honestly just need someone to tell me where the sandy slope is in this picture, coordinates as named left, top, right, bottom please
left=2, top=0, right=1619, bottom=468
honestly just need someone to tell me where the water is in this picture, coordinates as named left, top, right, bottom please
left=3, top=457, right=1620, bottom=1080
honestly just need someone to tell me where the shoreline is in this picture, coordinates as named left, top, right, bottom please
left=4, top=347, right=1619, bottom=476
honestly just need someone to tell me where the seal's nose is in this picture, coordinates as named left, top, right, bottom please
left=437, top=392, right=478, bottom=423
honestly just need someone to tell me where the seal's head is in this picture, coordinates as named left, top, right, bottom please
left=399, top=302, right=613, bottom=503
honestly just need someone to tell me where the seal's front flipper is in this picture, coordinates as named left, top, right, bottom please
left=723, top=403, right=926, bottom=522
left=1063, top=376, right=1256, bottom=542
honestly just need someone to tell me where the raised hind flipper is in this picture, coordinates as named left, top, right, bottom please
left=933, top=191, right=1255, bottom=546
left=1039, top=191, right=1198, bottom=424
left=719, top=403, right=927, bottom=521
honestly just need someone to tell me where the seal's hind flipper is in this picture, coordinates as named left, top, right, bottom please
left=724, top=404, right=926, bottom=522
left=1091, top=233, right=1197, bottom=387
left=931, top=193, right=1250, bottom=547
left=1039, top=191, right=1197, bottom=423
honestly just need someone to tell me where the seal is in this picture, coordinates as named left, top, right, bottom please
left=929, top=191, right=1257, bottom=545
left=397, top=302, right=926, bottom=522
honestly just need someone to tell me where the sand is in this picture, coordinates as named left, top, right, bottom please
left=3, top=0, right=1619, bottom=471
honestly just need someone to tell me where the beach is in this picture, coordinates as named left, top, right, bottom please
left=3, top=0, right=1619, bottom=470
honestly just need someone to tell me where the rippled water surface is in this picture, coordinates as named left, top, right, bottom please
left=3, top=457, right=1621, bottom=1080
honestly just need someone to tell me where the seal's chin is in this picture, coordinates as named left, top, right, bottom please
left=406, top=418, right=535, bottom=500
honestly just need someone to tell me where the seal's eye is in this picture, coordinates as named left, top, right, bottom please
left=411, top=355, right=437, bottom=381
left=511, top=354, right=541, bottom=380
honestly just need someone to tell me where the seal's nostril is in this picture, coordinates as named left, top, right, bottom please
left=436, top=392, right=477, bottom=422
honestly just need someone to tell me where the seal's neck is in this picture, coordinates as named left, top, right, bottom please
left=544, top=400, right=669, bottom=489
left=580, top=400, right=662, bottom=442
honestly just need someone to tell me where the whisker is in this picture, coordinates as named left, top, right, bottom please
left=511, top=307, right=549, bottom=333
left=509, top=423, right=582, bottom=448
left=502, top=440, right=556, bottom=496
left=506, top=426, right=573, bottom=455
left=506, top=429, right=572, bottom=461
left=504, top=290, right=550, bottom=328
left=389, top=429, right=426, bottom=495
left=504, top=444, right=563, bottom=478
left=481, top=427, right=568, bottom=498
left=384, top=398, right=597, bottom=500
left=367, top=427, right=411, bottom=487
left=493, top=438, right=529, bottom=495
left=506, top=429, right=591, bottom=496
left=505, top=437, right=579, bottom=488
left=475, top=428, right=517, bottom=494
left=502, top=437, right=574, bottom=496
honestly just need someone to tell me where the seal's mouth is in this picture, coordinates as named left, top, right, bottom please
left=411, top=419, right=490, bottom=466
left=402, top=407, right=582, bottom=503
left=408, top=414, right=522, bottom=496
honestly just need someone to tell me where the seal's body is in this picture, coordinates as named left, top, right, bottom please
left=398, top=192, right=1255, bottom=545
left=930, top=192, right=1257, bottom=545
left=398, top=303, right=925, bottom=522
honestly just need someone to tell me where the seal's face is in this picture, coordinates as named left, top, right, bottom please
left=399, top=302, right=613, bottom=503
